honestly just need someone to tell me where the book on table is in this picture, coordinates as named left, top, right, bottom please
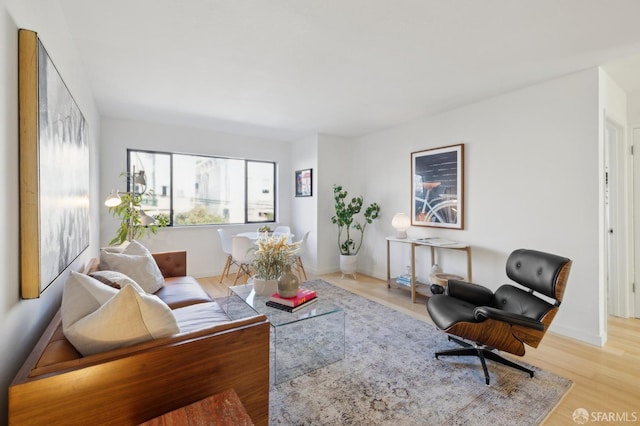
left=415, top=237, right=458, bottom=246
left=266, top=297, right=318, bottom=312
left=396, top=275, right=411, bottom=286
left=269, top=288, right=317, bottom=307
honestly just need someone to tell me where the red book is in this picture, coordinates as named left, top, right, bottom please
left=269, top=288, right=317, bottom=307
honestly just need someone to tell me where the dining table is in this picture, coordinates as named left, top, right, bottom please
left=236, top=231, right=295, bottom=242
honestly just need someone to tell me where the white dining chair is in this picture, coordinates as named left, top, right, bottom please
left=293, top=231, right=309, bottom=281
left=273, top=225, right=291, bottom=235
left=217, top=228, right=237, bottom=283
left=231, top=236, right=255, bottom=285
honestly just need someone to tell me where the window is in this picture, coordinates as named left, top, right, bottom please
left=128, top=149, right=276, bottom=226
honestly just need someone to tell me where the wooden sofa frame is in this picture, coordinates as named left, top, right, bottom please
left=9, top=252, right=270, bottom=425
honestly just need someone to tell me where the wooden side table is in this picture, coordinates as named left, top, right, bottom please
left=386, top=236, right=473, bottom=302
left=139, top=389, right=254, bottom=426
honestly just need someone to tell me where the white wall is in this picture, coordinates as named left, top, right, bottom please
left=265, top=132, right=357, bottom=276
left=291, top=134, right=318, bottom=273
left=317, top=134, right=354, bottom=274
left=99, top=116, right=293, bottom=278
left=626, top=91, right=640, bottom=123
left=0, top=0, right=100, bottom=420
left=352, top=69, right=604, bottom=345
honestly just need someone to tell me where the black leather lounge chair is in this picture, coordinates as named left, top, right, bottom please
left=426, top=248, right=572, bottom=385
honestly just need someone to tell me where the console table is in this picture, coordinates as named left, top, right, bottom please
left=386, top=237, right=472, bottom=303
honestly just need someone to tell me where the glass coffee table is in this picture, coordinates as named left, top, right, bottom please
left=221, top=284, right=345, bottom=384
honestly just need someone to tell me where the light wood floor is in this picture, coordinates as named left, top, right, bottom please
left=200, top=272, right=640, bottom=425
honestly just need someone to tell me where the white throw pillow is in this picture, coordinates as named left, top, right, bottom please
left=100, top=240, right=164, bottom=293
left=119, top=239, right=149, bottom=255
left=63, top=283, right=179, bottom=356
left=61, top=271, right=119, bottom=328
left=101, top=241, right=130, bottom=253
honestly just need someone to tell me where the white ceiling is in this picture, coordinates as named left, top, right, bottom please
left=57, top=0, right=640, bottom=141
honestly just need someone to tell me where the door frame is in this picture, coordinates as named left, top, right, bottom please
left=631, top=124, right=640, bottom=318
left=606, top=118, right=635, bottom=318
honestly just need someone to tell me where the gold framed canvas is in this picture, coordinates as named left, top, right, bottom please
left=411, top=144, right=464, bottom=229
left=19, top=29, right=90, bottom=298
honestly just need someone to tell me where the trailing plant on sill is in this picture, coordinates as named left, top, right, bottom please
left=331, top=184, right=380, bottom=256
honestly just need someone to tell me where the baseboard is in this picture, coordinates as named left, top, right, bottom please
left=548, top=323, right=606, bottom=347
left=310, top=266, right=340, bottom=276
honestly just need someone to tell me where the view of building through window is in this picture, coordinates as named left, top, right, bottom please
left=128, top=149, right=275, bottom=225
left=247, top=161, right=275, bottom=222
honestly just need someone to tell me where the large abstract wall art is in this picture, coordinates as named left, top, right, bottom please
left=19, top=29, right=89, bottom=298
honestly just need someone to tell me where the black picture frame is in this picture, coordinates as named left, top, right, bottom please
left=295, top=169, right=312, bottom=197
left=411, top=144, right=464, bottom=229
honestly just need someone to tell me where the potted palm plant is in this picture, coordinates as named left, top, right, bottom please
left=331, top=184, right=380, bottom=277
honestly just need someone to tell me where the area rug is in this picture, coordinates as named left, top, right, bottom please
left=268, top=279, right=572, bottom=425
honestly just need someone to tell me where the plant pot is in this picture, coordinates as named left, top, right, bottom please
left=340, top=254, right=358, bottom=279
left=252, top=277, right=278, bottom=296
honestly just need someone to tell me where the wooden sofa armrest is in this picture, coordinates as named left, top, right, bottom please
left=9, top=314, right=270, bottom=425
left=152, top=250, right=187, bottom=277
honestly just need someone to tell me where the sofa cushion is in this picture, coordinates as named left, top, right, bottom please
left=172, top=301, right=231, bottom=334
left=100, top=240, right=164, bottom=293
left=63, top=282, right=179, bottom=356
left=89, top=270, right=144, bottom=291
left=155, top=276, right=213, bottom=309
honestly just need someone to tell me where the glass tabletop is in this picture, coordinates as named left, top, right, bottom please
left=226, top=283, right=343, bottom=327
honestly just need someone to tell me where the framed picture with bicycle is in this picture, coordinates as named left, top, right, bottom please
left=411, top=144, right=464, bottom=229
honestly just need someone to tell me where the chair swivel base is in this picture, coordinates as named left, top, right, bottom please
left=435, top=336, right=534, bottom=385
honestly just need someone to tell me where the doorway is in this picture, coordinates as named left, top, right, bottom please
left=605, top=118, right=634, bottom=318
left=633, top=126, right=640, bottom=318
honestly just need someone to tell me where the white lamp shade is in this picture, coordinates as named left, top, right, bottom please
left=391, top=213, right=411, bottom=238
left=104, top=190, right=122, bottom=207
left=139, top=210, right=156, bottom=226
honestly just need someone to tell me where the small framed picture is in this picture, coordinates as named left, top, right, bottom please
left=295, top=169, right=312, bottom=197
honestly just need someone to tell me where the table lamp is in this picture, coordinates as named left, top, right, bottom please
left=391, top=213, right=411, bottom=239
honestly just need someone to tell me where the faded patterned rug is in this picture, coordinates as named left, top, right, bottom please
left=269, top=279, right=572, bottom=425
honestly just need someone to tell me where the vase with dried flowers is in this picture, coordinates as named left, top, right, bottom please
left=252, top=232, right=300, bottom=296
